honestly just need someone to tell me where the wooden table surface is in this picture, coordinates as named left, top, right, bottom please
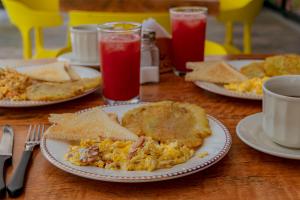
left=1, top=54, right=300, bottom=200
left=60, top=0, right=219, bottom=15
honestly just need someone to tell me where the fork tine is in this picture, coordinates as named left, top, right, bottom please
left=26, top=125, right=32, bottom=142
left=35, top=125, right=40, bottom=141
left=31, top=125, right=37, bottom=141
left=38, top=124, right=44, bottom=140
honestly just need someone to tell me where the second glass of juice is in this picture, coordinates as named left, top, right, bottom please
left=170, top=7, right=207, bottom=75
left=98, top=22, right=141, bottom=105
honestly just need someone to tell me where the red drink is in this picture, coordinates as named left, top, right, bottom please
left=170, top=7, right=207, bottom=74
left=98, top=22, right=141, bottom=104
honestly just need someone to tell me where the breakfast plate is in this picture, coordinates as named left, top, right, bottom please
left=236, top=112, right=300, bottom=160
left=194, top=60, right=262, bottom=100
left=41, top=103, right=232, bottom=183
left=0, top=65, right=101, bottom=107
left=57, top=52, right=100, bottom=68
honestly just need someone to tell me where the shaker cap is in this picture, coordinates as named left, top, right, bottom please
left=142, top=29, right=156, bottom=41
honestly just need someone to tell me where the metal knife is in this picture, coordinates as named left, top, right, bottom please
left=0, top=125, right=14, bottom=197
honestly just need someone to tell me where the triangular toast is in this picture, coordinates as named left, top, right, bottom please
left=45, top=108, right=138, bottom=141
left=20, top=62, right=79, bottom=82
left=185, top=61, right=247, bottom=83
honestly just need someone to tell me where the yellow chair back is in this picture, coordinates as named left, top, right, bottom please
left=68, top=11, right=228, bottom=55
left=69, top=11, right=171, bottom=33
left=18, top=0, right=60, bottom=12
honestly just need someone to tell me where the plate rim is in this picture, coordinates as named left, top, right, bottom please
left=194, top=59, right=263, bottom=100
left=57, top=52, right=100, bottom=67
left=40, top=103, right=232, bottom=182
left=236, top=112, right=300, bottom=160
left=0, top=65, right=101, bottom=107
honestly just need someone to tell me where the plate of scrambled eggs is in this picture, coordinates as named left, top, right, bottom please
left=41, top=102, right=232, bottom=182
left=0, top=61, right=101, bottom=107
left=187, top=55, right=300, bottom=100
left=190, top=60, right=265, bottom=100
left=186, top=60, right=268, bottom=100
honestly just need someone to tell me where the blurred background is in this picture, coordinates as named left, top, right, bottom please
left=0, top=0, right=300, bottom=59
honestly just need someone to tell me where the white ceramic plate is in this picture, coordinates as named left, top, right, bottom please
left=57, top=52, right=100, bottom=68
left=41, top=103, right=232, bottom=182
left=0, top=65, right=101, bottom=107
left=236, top=112, right=300, bottom=160
left=194, top=60, right=263, bottom=100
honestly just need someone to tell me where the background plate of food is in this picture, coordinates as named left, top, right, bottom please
left=0, top=61, right=101, bottom=107
left=186, top=55, right=300, bottom=100
left=41, top=101, right=232, bottom=182
left=186, top=59, right=264, bottom=100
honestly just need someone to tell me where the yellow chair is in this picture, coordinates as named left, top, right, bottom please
left=2, top=0, right=68, bottom=59
left=68, top=11, right=228, bottom=56
left=218, top=0, right=263, bottom=54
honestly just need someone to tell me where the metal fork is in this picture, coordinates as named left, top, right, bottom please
left=7, top=124, right=44, bottom=197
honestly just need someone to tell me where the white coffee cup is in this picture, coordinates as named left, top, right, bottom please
left=262, top=75, right=300, bottom=148
left=70, top=24, right=99, bottom=63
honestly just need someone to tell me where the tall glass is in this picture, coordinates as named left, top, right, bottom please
left=98, top=22, right=141, bottom=105
left=170, top=7, right=207, bottom=75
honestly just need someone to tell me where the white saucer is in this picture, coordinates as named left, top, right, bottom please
left=57, top=52, right=100, bottom=68
left=236, top=112, right=300, bottom=160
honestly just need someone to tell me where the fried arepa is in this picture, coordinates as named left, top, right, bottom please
left=121, top=101, right=211, bottom=148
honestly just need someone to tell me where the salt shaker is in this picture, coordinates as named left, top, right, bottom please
left=140, top=29, right=160, bottom=84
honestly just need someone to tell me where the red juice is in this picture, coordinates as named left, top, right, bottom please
left=171, top=11, right=207, bottom=73
left=100, top=34, right=141, bottom=101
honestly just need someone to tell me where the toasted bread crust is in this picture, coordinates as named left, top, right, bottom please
left=185, top=61, right=247, bottom=83
left=45, top=108, right=138, bottom=141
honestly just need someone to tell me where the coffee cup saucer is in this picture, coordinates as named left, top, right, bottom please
left=236, top=112, right=300, bottom=159
left=57, top=52, right=100, bottom=68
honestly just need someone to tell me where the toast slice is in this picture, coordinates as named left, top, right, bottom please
left=20, top=61, right=80, bottom=82
left=45, top=108, right=138, bottom=141
left=65, top=65, right=81, bottom=81
left=185, top=61, right=247, bottom=84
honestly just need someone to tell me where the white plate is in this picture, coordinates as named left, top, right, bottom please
left=194, top=60, right=263, bottom=100
left=0, top=65, right=101, bottom=107
left=41, top=103, right=232, bottom=182
left=57, top=52, right=100, bottom=68
left=236, top=112, right=300, bottom=160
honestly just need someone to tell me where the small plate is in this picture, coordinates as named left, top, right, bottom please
left=194, top=60, right=263, bottom=100
left=57, top=52, right=100, bottom=68
left=0, top=65, right=101, bottom=107
left=236, top=112, right=300, bottom=160
left=41, top=103, right=232, bottom=182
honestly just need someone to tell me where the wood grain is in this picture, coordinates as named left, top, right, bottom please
left=59, top=0, right=219, bottom=15
left=1, top=52, right=299, bottom=199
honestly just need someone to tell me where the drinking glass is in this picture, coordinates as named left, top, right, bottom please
left=98, top=22, right=141, bottom=105
left=170, top=7, right=207, bottom=75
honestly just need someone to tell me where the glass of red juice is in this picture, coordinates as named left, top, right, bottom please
left=98, top=22, right=141, bottom=105
left=170, top=7, right=207, bottom=75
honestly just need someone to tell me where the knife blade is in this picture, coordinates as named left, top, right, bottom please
left=0, top=125, right=14, bottom=197
left=0, top=125, right=14, bottom=156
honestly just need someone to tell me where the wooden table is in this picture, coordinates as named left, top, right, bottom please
left=1, top=54, right=300, bottom=200
left=60, top=0, right=219, bottom=15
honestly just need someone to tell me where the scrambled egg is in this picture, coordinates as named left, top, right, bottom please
left=224, top=76, right=269, bottom=95
left=0, top=68, right=32, bottom=100
left=65, top=137, right=194, bottom=171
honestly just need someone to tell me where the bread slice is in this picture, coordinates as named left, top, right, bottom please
left=45, top=108, right=138, bottom=141
left=65, top=65, right=81, bottom=81
left=185, top=61, right=247, bottom=83
left=20, top=62, right=79, bottom=82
